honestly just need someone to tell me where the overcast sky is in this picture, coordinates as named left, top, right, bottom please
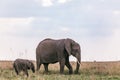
left=0, top=0, right=120, bottom=61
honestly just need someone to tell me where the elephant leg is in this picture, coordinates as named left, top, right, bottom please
left=16, top=70, right=19, bottom=75
left=14, top=65, right=20, bottom=75
left=37, top=63, right=41, bottom=71
left=14, top=67, right=19, bottom=75
left=65, top=57, right=73, bottom=74
left=74, top=62, right=80, bottom=74
left=24, top=70, right=29, bottom=77
left=59, top=58, right=65, bottom=74
left=43, top=63, right=49, bottom=72
left=36, top=60, right=41, bottom=71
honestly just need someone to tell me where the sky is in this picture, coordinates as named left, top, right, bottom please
left=0, top=0, right=120, bottom=61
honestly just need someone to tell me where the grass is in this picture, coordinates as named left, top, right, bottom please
left=0, top=61, right=120, bottom=80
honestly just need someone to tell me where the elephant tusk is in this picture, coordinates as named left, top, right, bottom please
left=77, top=60, right=80, bottom=65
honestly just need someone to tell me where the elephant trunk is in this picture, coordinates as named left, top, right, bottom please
left=32, top=66, right=35, bottom=73
left=74, top=53, right=81, bottom=74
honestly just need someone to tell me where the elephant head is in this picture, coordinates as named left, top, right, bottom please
left=27, top=60, right=35, bottom=73
left=65, top=38, right=81, bottom=73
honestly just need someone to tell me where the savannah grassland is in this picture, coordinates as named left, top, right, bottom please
left=0, top=61, right=120, bottom=80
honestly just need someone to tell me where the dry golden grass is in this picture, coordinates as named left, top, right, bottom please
left=80, top=61, right=120, bottom=75
left=0, top=60, right=120, bottom=75
left=0, top=61, right=120, bottom=80
left=0, top=60, right=13, bottom=69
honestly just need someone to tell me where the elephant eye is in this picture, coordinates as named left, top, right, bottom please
left=75, top=49, right=78, bottom=52
left=73, top=49, right=78, bottom=53
left=76, top=49, right=79, bottom=52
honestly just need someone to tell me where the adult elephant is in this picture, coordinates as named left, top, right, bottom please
left=36, top=38, right=81, bottom=74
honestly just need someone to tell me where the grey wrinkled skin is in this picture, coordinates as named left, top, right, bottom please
left=36, top=38, right=81, bottom=74
left=13, top=59, right=35, bottom=76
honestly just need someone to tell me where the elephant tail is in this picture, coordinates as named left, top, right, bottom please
left=13, top=62, right=15, bottom=69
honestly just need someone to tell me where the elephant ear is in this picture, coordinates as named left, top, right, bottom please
left=64, top=38, right=72, bottom=56
left=27, top=60, right=32, bottom=68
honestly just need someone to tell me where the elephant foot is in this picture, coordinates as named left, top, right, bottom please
left=74, top=70, right=79, bottom=74
left=60, top=71, right=64, bottom=74
left=43, top=71, right=50, bottom=74
left=69, top=70, right=73, bottom=74
left=44, top=70, right=50, bottom=73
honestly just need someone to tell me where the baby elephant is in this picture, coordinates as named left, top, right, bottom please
left=13, top=59, right=35, bottom=77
